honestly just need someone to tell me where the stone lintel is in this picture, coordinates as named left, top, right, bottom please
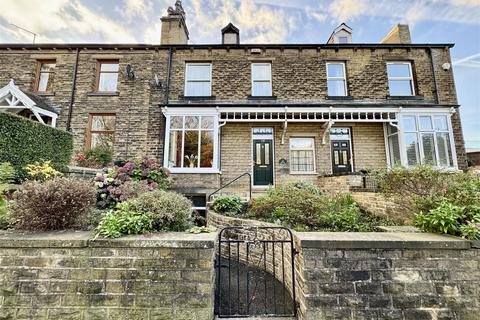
left=297, top=232, right=472, bottom=250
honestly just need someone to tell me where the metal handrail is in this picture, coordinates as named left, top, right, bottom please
left=208, top=172, right=252, bottom=202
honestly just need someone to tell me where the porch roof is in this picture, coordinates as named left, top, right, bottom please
left=162, top=105, right=455, bottom=123
left=0, top=79, right=58, bottom=127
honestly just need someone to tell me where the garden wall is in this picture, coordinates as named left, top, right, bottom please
left=295, top=232, right=479, bottom=320
left=208, top=211, right=480, bottom=320
left=63, top=166, right=102, bottom=181
left=0, top=231, right=216, bottom=320
left=351, top=192, right=409, bottom=224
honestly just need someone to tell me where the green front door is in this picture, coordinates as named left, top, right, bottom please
left=253, top=139, right=274, bottom=186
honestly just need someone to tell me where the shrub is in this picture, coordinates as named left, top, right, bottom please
left=375, top=165, right=480, bottom=214
left=248, top=182, right=390, bottom=231
left=74, top=147, right=113, bottom=168
left=25, top=161, right=62, bottom=181
left=96, top=203, right=154, bottom=238
left=0, top=198, right=10, bottom=229
left=95, top=190, right=193, bottom=238
left=0, top=162, right=15, bottom=193
left=95, top=157, right=171, bottom=208
left=0, top=112, right=73, bottom=181
left=415, top=201, right=480, bottom=240
left=10, top=178, right=96, bottom=231
left=128, top=190, right=193, bottom=231
left=212, top=195, right=244, bottom=215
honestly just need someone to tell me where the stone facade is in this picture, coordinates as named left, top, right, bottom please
left=0, top=231, right=216, bottom=320
left=0, top=31, right=467, bottom=195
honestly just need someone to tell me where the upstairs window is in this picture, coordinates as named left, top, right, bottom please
left=387, top=62, right=414, bottom=96
left=326, top=62, right=347, bottom=96
left=87, top=114, right=116, bottom=149
left=290, top=137, right=316, bottom=174
left=95, top=60, right=119, bottom=92
left=185, top=63, right=212, bottom=96
left=251, top=63, right=272, bottom=96
left=35, top=60, right=56, bottom=93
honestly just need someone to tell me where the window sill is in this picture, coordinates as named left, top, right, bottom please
left=247, top=95, right=277, bottom=100
left=326, top=95, right=353, bottom=100
left=167, top=168, right=221, bottom=174
left=179, top=95, right=216, bottom=100
left=35, top=92, right=55, bottom=97
left=87, top=92, right=120, bottom=96
left=386, top=95, right=423, bottom=100
left=289, top=171, right=318, bottom=175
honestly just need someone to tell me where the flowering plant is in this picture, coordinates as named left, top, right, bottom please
left=25, top=161, right=62, bottom=181
left=95, top=157, right=171, bottom=208
left=74, top=147, right=113, bottom=168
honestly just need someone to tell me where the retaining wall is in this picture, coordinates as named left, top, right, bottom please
left=0, top=231, right=216, bottom=320
left=208, top=211, right=480, bottom=320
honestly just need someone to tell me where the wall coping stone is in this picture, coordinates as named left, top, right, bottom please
left=65, top=165, right=104, bottom=174
left=0, top=230, right=217, bottom=248
left=297, top=232, right=472, bottom=249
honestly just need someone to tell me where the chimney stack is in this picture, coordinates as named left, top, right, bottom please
left=160, top=0, right=189, bottom=45
left=381, top=24, right=411, bottom=44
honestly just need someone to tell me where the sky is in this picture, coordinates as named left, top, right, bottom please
left=0, top=0, right=479, bottom=148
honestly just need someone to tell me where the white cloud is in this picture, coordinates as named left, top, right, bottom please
left=453, top=52, right=480, bottom=68
left=328, top=0, right=367, bottom=22
left=116, top=0, right=153, bottom=22
left=186, top=0, right=297, bottom=43
left=449, top=0, right=480, bottom=7
left=0, top=0, right=136, bottom=43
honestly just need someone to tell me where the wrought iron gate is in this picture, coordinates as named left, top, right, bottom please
left=215, top=226, right=297, bottom=318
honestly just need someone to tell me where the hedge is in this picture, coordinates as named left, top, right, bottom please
left=0, top=112, right=73, bottom=181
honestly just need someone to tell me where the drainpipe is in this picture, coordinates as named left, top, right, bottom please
left=160, top=47, right=174, bottom=165
left=66, top=48, right=80, bottom=132
left=428, top=47, right=440, bottom=104
left=165, top=47, right=173, bottom=105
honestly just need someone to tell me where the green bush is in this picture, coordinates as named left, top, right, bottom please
left=212, top=195, right=244, bottom=215
left=96, top=203, right=154, bottom=238
left=248, top=182, right=392, bottom=231
left=10, top=178, right=96, bottom=231
left=375, top=165, right=480, bottom=214
left=415, top=201, right=480, bottom=240
left=0, top=198, right=10, bottom=229
left=0, top=162, right=15, bottom=194
left=95, top=190, right=193, bottom=238
left=0, top=113, right=73, bottom=181
left=74, top=147, right=113, bottom=168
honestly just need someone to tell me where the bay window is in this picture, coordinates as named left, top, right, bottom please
left=387, top=114, right=456, bottom=168
left=290, top=137, right=316, bottom=173
left=165, top=114, right=218, bottom=172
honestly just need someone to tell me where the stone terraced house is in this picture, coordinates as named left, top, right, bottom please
left=0, top=1, right=467, bottom=206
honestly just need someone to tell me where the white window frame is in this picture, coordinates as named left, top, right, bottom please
left=184, top=63, right=212, bottom=97
left=326, top=62, right=347, bottom=96
left=385, top=112, right=458, bottom=170
left=387, top=62, right=415, bottom=96
left=251, top=63, right=272, bottom=97
left=289, top=137, right=317, bottom=174
left=163, top=111, right=219, bottom=173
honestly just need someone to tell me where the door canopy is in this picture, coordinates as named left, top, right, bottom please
left=0, top=79, right=58, bottom=127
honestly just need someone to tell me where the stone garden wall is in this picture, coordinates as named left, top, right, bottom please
left=208, top=211, right=480, bottom=320
left=0, top=231, right=216, bottom=320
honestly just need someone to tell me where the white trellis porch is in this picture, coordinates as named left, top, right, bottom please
left=0, top=79, right=58, bottom=127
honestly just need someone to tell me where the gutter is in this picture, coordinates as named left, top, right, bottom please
left=66, top=48, right=80, bottom=132
left=0, top=43, right=455, bottom=51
